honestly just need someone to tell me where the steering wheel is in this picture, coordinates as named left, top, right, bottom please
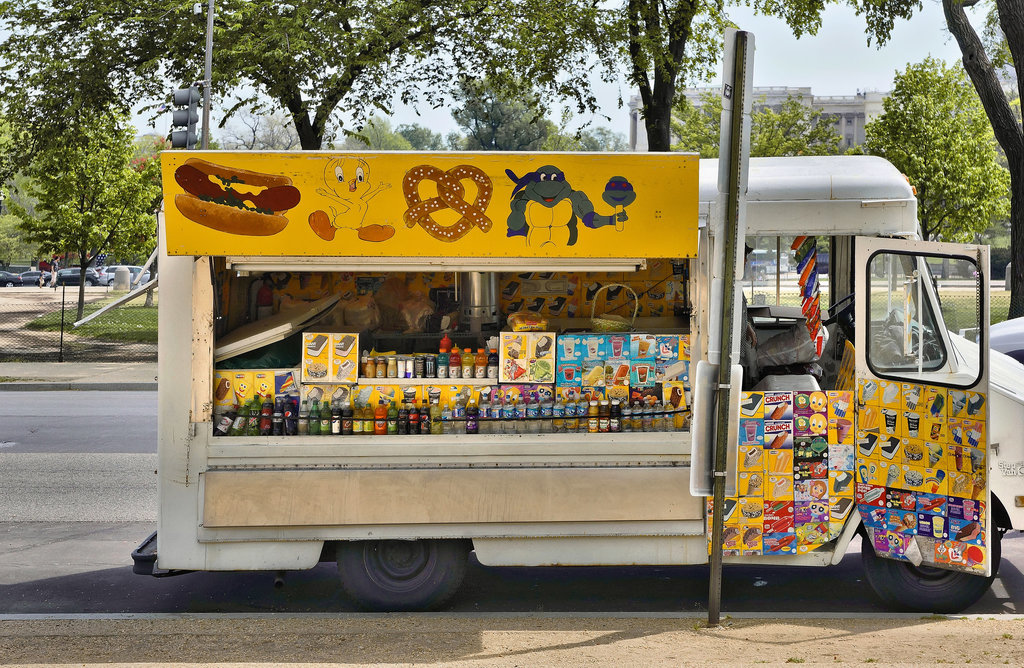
left=823, top=293, right=856, bottom=342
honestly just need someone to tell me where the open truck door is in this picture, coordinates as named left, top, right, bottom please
left=854, top=236, right=994, bottom=612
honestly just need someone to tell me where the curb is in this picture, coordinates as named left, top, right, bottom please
left=0, top=382, right=157, bottom=392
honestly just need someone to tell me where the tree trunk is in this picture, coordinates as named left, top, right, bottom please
left=1010, top=157, right=1024, bottom=318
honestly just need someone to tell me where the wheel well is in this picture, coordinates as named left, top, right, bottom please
left=992, top=494, right=1012, bottom=534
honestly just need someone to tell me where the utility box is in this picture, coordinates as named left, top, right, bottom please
left=113, top=266, right=131, bottom=290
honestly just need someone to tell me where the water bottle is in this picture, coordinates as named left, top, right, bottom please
left=526, top=393, right=541, bottom=434
left=515, top=397, right=528, bottom=434
left=479, top=398, right=491, bottom=434
left=502, top=396, right=516, bottom=434
left=540, top=398, right=554, bottom=433
left=441, top=402, right=454, bottom=435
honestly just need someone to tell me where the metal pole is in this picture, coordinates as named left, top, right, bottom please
left=59, top=282, right=66, bottom=362
left=707, top=29, right=750, bottom=628
left=201, top=0, right=214, bottom=149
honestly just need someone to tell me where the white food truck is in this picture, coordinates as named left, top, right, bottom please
left=133, top=149, right=1022, bottom=613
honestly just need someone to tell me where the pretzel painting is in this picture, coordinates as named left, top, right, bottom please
left=402, top=164, right=493, bottom=242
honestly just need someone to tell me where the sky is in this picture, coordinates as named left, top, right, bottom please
left=144, top=1, right=973, bottom=142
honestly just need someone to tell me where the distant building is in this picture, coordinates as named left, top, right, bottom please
left=628, top=87, right=887, bottom=151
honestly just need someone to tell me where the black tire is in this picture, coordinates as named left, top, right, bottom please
left=4, top=281, right=13, bottom=288
left=336, top=539, right=470, bottom=611
left=861, top=530, right=1000, bottom=613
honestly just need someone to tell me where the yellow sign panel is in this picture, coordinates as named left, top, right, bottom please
left=161, top=151, right=699, bottom=258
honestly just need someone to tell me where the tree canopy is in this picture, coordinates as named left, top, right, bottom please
left=8, top=110, right=162, bottom=319
left=450, top=80, right=557, bottom=151
left=671, top=91, right=842, bottom=157
left=864, top=58, right=1010, bottom=243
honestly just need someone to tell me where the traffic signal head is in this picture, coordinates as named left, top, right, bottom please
left=170, top=86, right=201, bottom=149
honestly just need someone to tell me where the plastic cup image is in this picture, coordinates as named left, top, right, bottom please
left=638, top=339, right=651, bottom=357
left=836, top=418, right=852, bottom=442
left=587, top=338, right=600, bottom=358
left=882, top=383, right=899, bottom=405
left=744, top=419, right=759, bottom=444
left=932, top=515, right=945, bottom=538
left=637, top=366, right=649, bottom=383
left=611, top=337, right=623, bottom=357
left=563, top=366, right=576, bottom=381
left=967, top=393, right=985, bottom=416
left=883, top=409, right=898, bottom=433
left=906, top=412, right=920, bottom=438
left=563, top=338, right=575, bottom=358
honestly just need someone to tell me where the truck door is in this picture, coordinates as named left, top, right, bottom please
left=854, top=236, right=992, bottom=579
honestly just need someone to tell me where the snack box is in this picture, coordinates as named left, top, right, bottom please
left=213, top=370, right=253, bottom=410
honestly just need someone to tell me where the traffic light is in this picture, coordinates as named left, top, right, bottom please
left=170, top=86, right=200, bottom=149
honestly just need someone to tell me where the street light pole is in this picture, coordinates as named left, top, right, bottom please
left=201, top=0, right=214, bottom=149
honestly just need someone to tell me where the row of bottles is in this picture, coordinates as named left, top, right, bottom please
left=360, top=334, right=499, bottom=381
left=214, top=394, right=683, bottom=437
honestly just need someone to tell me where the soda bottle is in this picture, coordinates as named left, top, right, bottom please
left=352, top=403, right=364, bottom=435
left=374, top=403, right=388, bottom=435
left=430, top=400, right=443, bottom=435
left=387, top=402, right=398, bottom=434
left=229, top=404, right=248, bottom=436
left=466, top=401, right=479, bottom=434
left=398, top=404, right=409, bottom=434
left=609, top=399, right=622, bottom=433
left=587, top=400, right=599, bottom=433
left=297, top=399, right=309, bottom=435
left=442, top=402, right=454, bottom=434
left=577, top=399, right=591, bottom=433
left=462, top=348, right=475, bottom=379
left=246, top=396, right=261, bottom=436
left=475, top=348, right=488, bottom=379
left=329, top=402, right=340, bottom=435
left=487, top=348, right=499, bottom=380
left=214, top=405, right=237, bottom=437
left=563, top=398, right=578, bottom=432
left=598, top=400, right=610, bottom=433
left=488, top=397, right=502, bottom=434
left=551, top=398, right=565, bottom=433
left=540, top=397, right=554, bottom=433
left=409, top=402, right=420, bottom=434
left=449, top=347, right=462, bottom=379
left=478, top=397, right=491, bottom=434
left=308, top=399, right=321, bottom=436
left=514, top=396, right=528, bottom=434
left=272, top=397, right=285, bottom=436
left=283, top=396, right=297, bottom=435
left=342, top=405, right=354, bottom=435
left=259, top=399, right=273, bottom=436
left=419, top=400, right=432, bottom=434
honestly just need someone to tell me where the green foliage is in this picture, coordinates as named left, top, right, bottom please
left=451, top=80, right=557, bottom=151
left=864, top=58, right=1010, bottom=242
left=671, top=91, right=841, bottom=157
left=0, top=0, right=617, bottom=154
left=397, top=124, right=445, bottom=151
left=8, top=109, right=161, bottom=319
left=540, top=111, right=629, bottom=151
left=0, top=213, right=32, bottom=268
left=341, top=116, right=414, bottom=150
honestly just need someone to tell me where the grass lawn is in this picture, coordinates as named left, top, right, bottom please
left=25, top=295, right=158, bottom=343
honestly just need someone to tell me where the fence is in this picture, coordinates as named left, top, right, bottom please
left=0, top=283, right=157, bottom=363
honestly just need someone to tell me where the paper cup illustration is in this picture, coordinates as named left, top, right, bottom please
left=882, top=409, right=898, bottom=433
left=948, top=391, right=966, bottom=415
left=905, top=412, right=920, bottom=438
left=836, top=418, right=853, bottom=442
left=743, top=420, right=759, bottom=444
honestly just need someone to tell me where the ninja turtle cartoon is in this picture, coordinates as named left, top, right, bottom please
left=505, top=166, right=634, bottom=247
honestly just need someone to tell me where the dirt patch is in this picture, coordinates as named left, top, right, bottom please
left=1, top=616, right=1022, bottom=665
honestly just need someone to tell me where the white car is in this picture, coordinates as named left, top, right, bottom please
left=104, top=265, right=152, bottom=287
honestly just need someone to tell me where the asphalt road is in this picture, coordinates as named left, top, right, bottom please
left=2, top=390, right=1022, bottom=615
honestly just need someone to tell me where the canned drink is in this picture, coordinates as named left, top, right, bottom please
left=424, top=354, right=437, bottom=377
left=414, top=356, right=425, bottom=378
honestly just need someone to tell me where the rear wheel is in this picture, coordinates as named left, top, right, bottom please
left=860, top=530, right=1000, bottom=613
left=337, top=539, right=470, bottom=611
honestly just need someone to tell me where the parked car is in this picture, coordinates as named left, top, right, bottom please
left=0, top=270, right=24, bottom=287
left=54, top=267, right=102, bottom=286
left=991, top=316, right=1024, bottom=365
left=19, top=270, right=50, bottom=287
left=104, top=265, right=151, bottom=287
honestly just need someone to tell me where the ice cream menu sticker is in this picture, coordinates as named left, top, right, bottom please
left=855, top=378, right=988, bottom=573
left=714, top=389, right=857, bottom=556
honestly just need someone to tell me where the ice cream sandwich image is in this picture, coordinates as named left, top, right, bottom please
left=740, top=393, right=764, bottom=417
left=306, top=334, right=328, bottom=356
left=334, top=334, right=356, bottom=357
left=830, top=497, right=854, bottom=520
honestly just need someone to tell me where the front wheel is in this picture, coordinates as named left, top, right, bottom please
left=861, top=530, right=1000, bottom=613
left=337, top=539, right=470, bottom=611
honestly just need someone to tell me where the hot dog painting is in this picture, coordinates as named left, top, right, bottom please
left=174, top=158, right=301, bottom=236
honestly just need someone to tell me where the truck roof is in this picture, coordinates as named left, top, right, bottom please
left=699, top=155, right=918, bottom=239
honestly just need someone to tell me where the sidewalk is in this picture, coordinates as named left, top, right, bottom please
left=0, top=362, right=157, bottom=391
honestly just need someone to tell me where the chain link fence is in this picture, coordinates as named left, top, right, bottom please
left=0, top=284, right=157, bottom=363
